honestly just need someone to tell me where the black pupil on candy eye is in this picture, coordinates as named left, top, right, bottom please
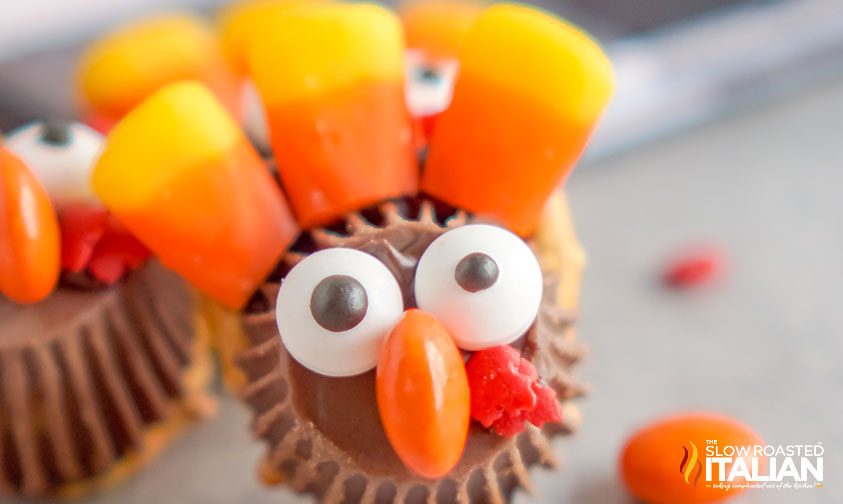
left=455, top=252, right=499, bottom=293
left=417, top=66, right=441, bottom=83
left=40, top=120, right=71, bottom=146
left=310, top=275, right=368, bottom=332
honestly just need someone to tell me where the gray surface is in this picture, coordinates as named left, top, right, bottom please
left=6, top=79, right=843, bottom=504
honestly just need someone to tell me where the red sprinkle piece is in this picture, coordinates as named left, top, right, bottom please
left=59, top=203, right=151, bottom=285
left=663, top=248, right=723, bottom=288
left=465, top=345, right=562, bottom=437
left=59, top=204, right=109, bottom=272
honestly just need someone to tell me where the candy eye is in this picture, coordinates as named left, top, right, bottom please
left=277, top=248, right=404, bottom=377
left=241, top=80, right=271, bottom=155
left=404, top=51, right=458, bottom=117
left=414, top=224, right=543, bottom=351
left=4, top=121, right=104, bottom=205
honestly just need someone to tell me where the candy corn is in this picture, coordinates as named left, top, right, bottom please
left=376, top=310, right=470, bottom=478
left=78, top=14, right=239, bottom=122
left=248, top=3, right=418, bottom=228
left=92, top=81, right=298, bottom=309
left=423, top=4, right=613, bottom=236
left=0, top=148, right=60, bottom=303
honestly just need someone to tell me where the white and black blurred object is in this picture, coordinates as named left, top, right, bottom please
left=1, top=0, right=843, bottom=160
left=4, top=120, right=104, bottom=205
left=240, top=80, right=271, bottom=156
left=405, top=50, right=459, bottom=118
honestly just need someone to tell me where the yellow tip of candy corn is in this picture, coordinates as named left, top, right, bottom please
left=219, top=0, right=324, bottom=76
left=78, top=14, right=236, bottom=120
left=460, top=4, right=613, bottom=124
left=248, top=2, right=405, bottom=107
left=93, top=81, right=238, bottom=210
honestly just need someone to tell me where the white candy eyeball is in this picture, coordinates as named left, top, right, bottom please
left=404, top=50, right=458, bottom=117
left=4, top=121, right=104, bottom=206
left=414, top=224, right=543, bottom=351
left=240, top=80, right=270, bottom=154
left=277, top=248, right=404, bottom=377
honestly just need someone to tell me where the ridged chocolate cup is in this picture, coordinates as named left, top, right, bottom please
left=0, top=262, right=211, bottom=497
left=237, top=195, right=587, bottom=503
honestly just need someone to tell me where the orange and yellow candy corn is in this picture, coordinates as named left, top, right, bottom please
left=0, top=148, right=60, bottom=303
left=377, top=310, right=470, bottom=478
left=423, top=4, right=613, bottom=236
left=401, top=0, right=485, bottom=59
left=92, top=81, right=298, bottom=309
left=248, top=3, right=418, bottom=228
left=78, top=14, right=239, bottom=123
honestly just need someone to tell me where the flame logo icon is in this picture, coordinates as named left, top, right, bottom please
left=680, top=441, right=703, bottom=486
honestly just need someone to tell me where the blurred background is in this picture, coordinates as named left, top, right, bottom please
left=1, top=0, right=841, bottom=503
left=2, top=0, right=843, bottom=155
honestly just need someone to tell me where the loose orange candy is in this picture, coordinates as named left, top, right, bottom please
left=0, top=148, right=60, bottom=303
left=423, top=4, right=613, bottom=236
left=248, top=3, right=418, bottom=228
left=376, top=309, right=470, bottom=478
left=401, top=0, right=485, bottom=59
left=620, top=412, right=764, bottom=504
left=92, top=81, right=299, bottom=309
left=77, top=14, right=240, bottom=122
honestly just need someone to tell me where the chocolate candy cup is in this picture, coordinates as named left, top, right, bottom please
left=237, top=195, right=586, bottom=503
left=0, top=262, right=212, bottom=497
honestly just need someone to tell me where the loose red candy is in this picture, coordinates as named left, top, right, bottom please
left=465, top=345, right=562, bottom=437
left=663, top=247, right=723, bottom=288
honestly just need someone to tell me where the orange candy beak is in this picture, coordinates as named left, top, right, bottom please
left=423, top=4, right=614, bottom=236
left=376, top=309, right=470, bottom=478
left=0, top=148, right=60, bottom=303
left=92, top=82, right=299, bottom=309
left=247, top=3, right=418, bottom=228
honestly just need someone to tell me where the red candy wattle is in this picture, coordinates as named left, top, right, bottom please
left=59, top=203, right=151, bottom=285
left=465, top=345, right=562, bottom=437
